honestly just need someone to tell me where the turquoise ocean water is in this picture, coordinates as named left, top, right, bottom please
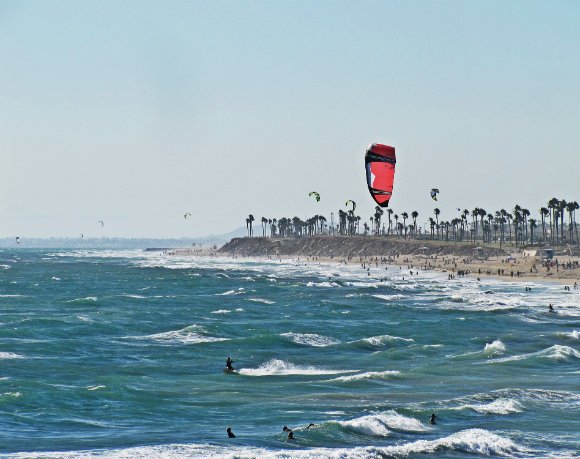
left=0, top=249, right=579, bottom=458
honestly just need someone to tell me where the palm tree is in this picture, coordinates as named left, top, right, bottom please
left=433, top=208, right=440, bottom=240
left=428, top=217, right=435, bottom=239
left=486, top=213, right=493, bottom=244
left=401, top=212, right=408, bottom=238
left=461, top=209, right=470, bottom=241
left=548, top=198, right=559, bottom=244
left=505, top=211, right=513, bottom=245
left=374, top=206, right=384, bottom=236
left=529, top=218, right=537, bottom=245
left=248, top=214, right=255, bottom=237
left=261, top=217, right=268, bottom=237
left=394, top=214, right=399, bottom=237
left=514, top=204, right=522, bottom=245
left=411, top=211, right=419, bottom=237
left=318, top=215, right=327, bottom=233
left=558, top=199, right=567, bottom=242
left=567, top=201, right=579, bottom=244
left=540, top=207, right=549, bottom=243
left=478, top=208, right=487, bottom=243
left=387, top=209, right=393, bottom=236
left=522, top=208, right=530, bottom=241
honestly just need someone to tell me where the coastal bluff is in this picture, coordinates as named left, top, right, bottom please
left=219, top=236, right=508, bottom=258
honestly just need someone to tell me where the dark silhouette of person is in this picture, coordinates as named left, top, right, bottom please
left=429, top=413, right=437, bottom=424
left=226, top=427, right=236, bottom=438
left=283, top=425, right=295, bottom=439
left=226, top=357, right=234, bottom=371
left=548, top=304, right=555, bottom=313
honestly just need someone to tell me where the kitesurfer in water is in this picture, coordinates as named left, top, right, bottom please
left=283, top=426, right=294, bottom=439
left=548, top=304, right=555, bottom=313
left=429, top=413, right=437, bottom=424
left=226, top=357, right=234, bottom=371
left=226, top=427, right=236, bottom=438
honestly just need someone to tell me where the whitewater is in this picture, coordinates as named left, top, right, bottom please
left=0, top=248, right=579, bottom=458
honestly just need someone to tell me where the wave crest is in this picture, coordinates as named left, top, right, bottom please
left=238, top=359, right=354, bottom=376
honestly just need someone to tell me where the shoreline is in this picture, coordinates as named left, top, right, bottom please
left=166, top=237, right=580, bottom=288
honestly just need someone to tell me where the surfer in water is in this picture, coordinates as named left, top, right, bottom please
left=429, top=413, right=437, bottom=424
left=548, top=304, right=555, bottom=313
left=283, top=426, right=294, bottom=439
left=227, top=427, right=236, bottom=438
left=225, top=357, right=234, bottom=371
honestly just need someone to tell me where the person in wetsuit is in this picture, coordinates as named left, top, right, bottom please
left=226, top=357, right=234, bottom=371
left=227, top=427, right=236, bottom=438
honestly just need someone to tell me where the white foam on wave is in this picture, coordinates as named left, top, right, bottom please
left=327, top=370, right=400, bottom=382
left=134, top=325, right=228, bottom=345
left=217, top=288, right=245, bottom=296
left=483, top=340, right=506, bottom=356
left=248, top=298, right=275, bottom=304
left=0, top=294, right=23, bottom=297
left=0, top=264, right=11, bottom=269
left=358, top=334, right=414, bottom=346
left=454, top=398, right=524, bottom=415
left=1, top=429, right=528, bottom=458
left=281, top=333, right=340, bottom=347
left=306, top=281, right=340, bottom=288
left=491, top=344, right=580, bottom=363
left=67, top=296, right=98, bottom=303
left=0, top=352, right=25, bottom=359
left=344, top=281, right=378, bottom=288
left=558, top=329, right=580, bottom=340
left=211, top=309, right=230, bottom=314
left=381, top=428, right=526, bottom=457
left=86, top=385, right=106, bottom=391
left=337, top=411, right=427, bottom=437
left=122, top=294, right=148, bottom=299
left=372, top=294, right=405, bottom=301
left=51, top=277, right=61, bottom=281
left=237, top=359, right=354, bottom=376
left=77, top=315, right=93, bottom=322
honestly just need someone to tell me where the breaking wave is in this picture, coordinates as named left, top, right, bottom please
left=281, top=333, right=340, bottom=347
left=133, top=325, right=228, bottom=345
left=327, top=370, right=400, bottom=382
left=237, top=359, right=354, bottom=376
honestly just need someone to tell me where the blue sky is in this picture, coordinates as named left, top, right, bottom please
left=1, top=0, right=579, bottom=238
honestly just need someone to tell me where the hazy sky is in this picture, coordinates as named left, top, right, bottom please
left=1, top=0, right=579, bottom=238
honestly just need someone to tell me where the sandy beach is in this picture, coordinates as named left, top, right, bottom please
left=169, top=237, right=580, bottom=289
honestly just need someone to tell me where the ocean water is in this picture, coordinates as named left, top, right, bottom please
left=1, top=249, right=579, bottom=459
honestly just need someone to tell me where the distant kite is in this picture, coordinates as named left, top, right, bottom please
left=308, top=191, right=320, bottom=203
left=365, top=143, right=396, bottom=207
left=98, top=221, right=104, bottom=227
left=430, top=189, right=440, bottom=201
left=15, top=237, right=20, bottom=244
left=80, top=234, right=84, bottom=238
left=345, top=200, right=356, bottom=212
left=184, top=213, right=192, bottom=219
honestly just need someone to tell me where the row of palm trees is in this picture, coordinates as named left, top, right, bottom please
left=245, top=198, right=579, bottom=247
